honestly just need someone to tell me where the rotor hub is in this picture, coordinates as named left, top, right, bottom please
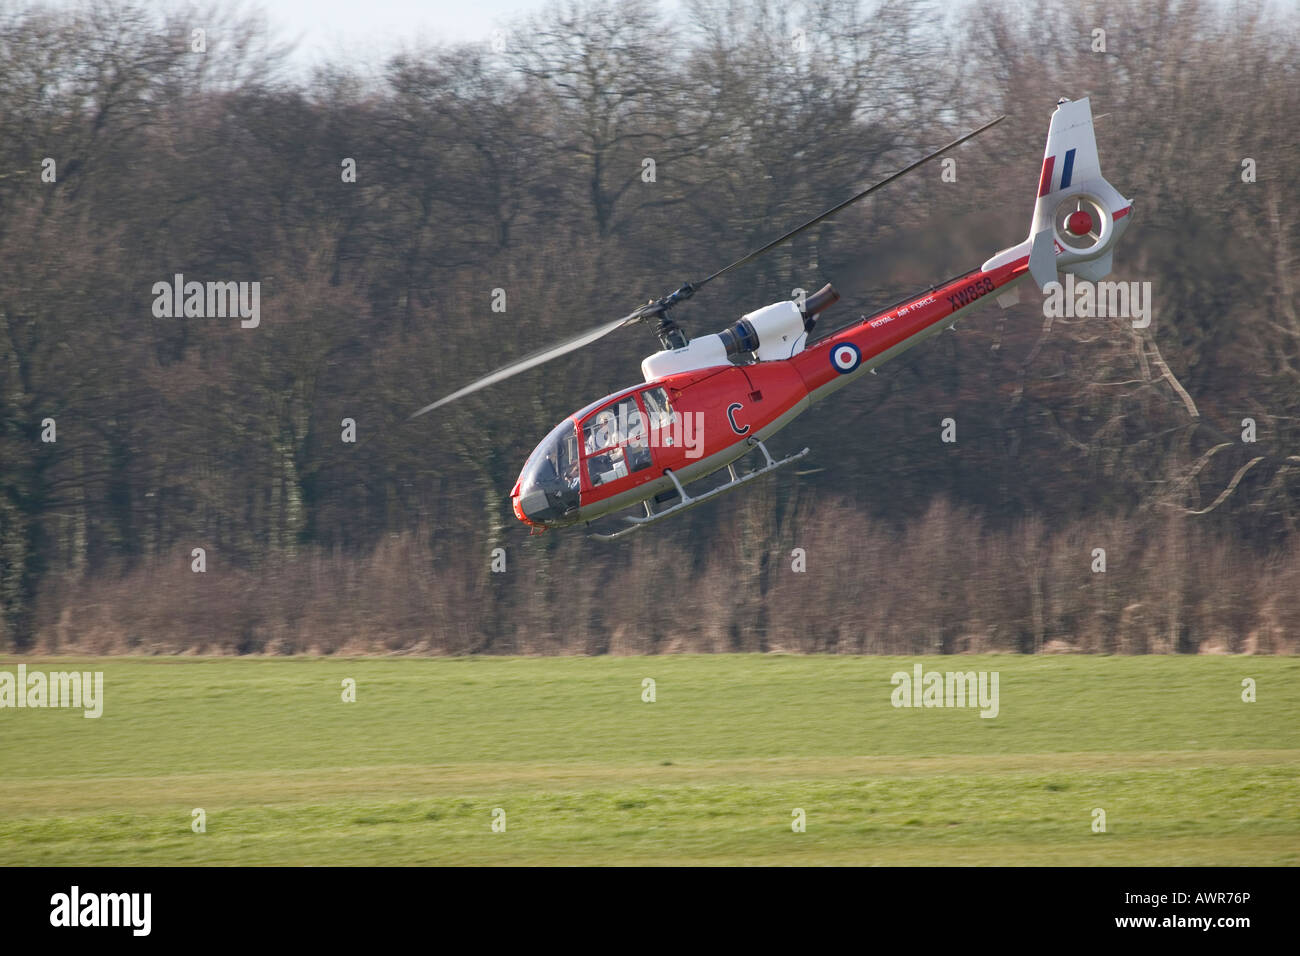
left=654, top=314, right=689, bottom=351
left=1066, top=209, right=1094, bottom=237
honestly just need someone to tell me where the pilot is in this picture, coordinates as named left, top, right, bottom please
left=592, top=410, right=619, bottom=450
left=587, top=410, right=619, bottom=483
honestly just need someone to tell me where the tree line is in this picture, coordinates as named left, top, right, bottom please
left=2, top=0, right=1297, bottom=653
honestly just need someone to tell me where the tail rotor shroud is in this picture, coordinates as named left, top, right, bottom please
left=1053, top=193, right=1111, bottom=255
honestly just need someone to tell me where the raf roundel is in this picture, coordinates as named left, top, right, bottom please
left=830, top=342, right=862, bottom=374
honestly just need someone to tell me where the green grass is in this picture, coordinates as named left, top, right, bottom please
left=1, top=654, right=1297, bottom=865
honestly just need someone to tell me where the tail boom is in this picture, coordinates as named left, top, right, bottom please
left=795, top=96, right=1131, bottom=402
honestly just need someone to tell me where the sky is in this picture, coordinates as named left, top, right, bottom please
left=241, top=0, right=557, bottom=65
left=40, top=0, right=678, bottom=73
left=40, top=0, right=1288, bottom=75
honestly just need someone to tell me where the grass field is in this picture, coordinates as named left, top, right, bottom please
left=1, top=654, right=1298, bottom=865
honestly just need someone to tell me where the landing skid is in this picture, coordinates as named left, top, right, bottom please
left=589, top=438, right=811, bottom=540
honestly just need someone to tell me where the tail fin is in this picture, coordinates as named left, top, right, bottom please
left=986, top=97, right=1133, bottom=290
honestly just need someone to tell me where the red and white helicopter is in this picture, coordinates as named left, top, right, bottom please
left=415, top=97, right=1132, bottom=539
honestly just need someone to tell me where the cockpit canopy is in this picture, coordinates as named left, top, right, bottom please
left=514, top=385, right=678, bottom=527
left=515, top=418, right=580, bottom=524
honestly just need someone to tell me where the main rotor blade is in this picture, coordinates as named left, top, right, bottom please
left=693, top=115, right=1006, bottom=289
left=410, top=308, right=646, bottom=418
left=413, top=115, right=1005, bottom=418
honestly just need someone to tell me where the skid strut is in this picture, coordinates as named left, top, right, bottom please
left=590, top=438, right=810, bottom=540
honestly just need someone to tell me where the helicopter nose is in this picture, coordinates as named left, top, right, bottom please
left=512, top=493, right=534, bottom=526
left=509, top=480, right=535, bottom=526
left=514, top=487, right=559, bottom=528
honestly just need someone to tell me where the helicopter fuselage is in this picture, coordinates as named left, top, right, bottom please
left=509, top=217, right=1125, bottom=534
left=417, top=97, right=1130, bottom=538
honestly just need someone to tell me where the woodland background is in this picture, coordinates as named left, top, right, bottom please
left=2, top=0, right=1298, bottom=654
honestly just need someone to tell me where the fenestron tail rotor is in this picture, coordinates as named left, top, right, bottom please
left=1053, top=193, right=1108, bottom=253
left=412, top=114, right=1005, bottom=418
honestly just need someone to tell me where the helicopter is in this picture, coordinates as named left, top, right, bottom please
left=414, top=97, right=1132, bottom=540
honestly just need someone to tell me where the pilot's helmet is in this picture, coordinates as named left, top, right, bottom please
left=596, top=410, right=617, bottom=444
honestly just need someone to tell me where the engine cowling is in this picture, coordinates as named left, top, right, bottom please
left=717, top=301, right=805, bottom=362
left=640, top=285, right=839, bottom=381
left=719, top=283, right=840, bottom=361
left=641, top=334, right=729, bottom=380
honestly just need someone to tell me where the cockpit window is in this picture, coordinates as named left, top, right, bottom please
left=583, top=397, right=652, bottom=487
left=524, top=420, right=578, bottom=487
left=516, top=419, right=580, bottom=521
left=642, top=387, right=674, bottom=430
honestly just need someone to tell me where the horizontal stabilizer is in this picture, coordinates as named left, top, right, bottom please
left=1028, top=227, right=1057, bottom=290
